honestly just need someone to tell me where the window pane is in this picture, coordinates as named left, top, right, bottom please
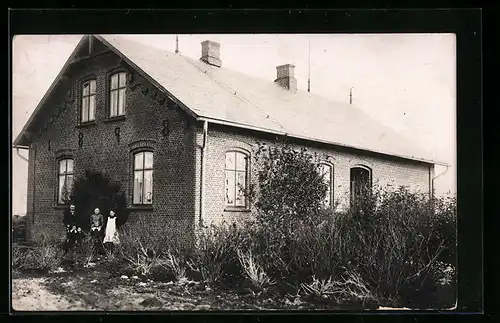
left=89, top=95, right=96, bottom=121
left=59, top=160, right=67, bottom=174
left=58, top=175, right=66, bottom=204
left=66, top=174, right=74, bottom=195
left=236, top=171, right=246, bottom=206
left=144, top=152, right=153, bottom=169
left=143, top=170, right=153, bottom=204
left=82, top=82, right=89, bottom=96
left=119, top=72, right=127, bottom=87
left=225, top=152, right=235, bottom=170
left=111, top=74, right=118, bottom=90
left=134, top=152, right=144, bottom=170
left=66, top=159, right=74, bottom=173
left=133, top=170, right=143, bottom=204
left=118, top=88, right=126, bottom=115
left=89, top=80, right=96, bottom=94
left=235, top=152, right=247, bottom=171
left=82, top=98, right=88, bottom=122
left=110, top=90, right=118, bottom=117
left=225, top=170, right=235, bottom=205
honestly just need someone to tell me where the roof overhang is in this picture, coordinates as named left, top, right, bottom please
left=196, top=116, right=450, bottom=167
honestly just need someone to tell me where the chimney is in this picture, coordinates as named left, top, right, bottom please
left=274, top=64, right=297, bottom=92
left=200, top=40, right=222, bottom=67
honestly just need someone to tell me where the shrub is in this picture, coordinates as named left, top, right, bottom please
left=68, top=170, right=128, bottom=230
left=334, top=186, right=457, bottom=306
left=12, top=245, right=28, bottom=271
left=12, top=215, right=27, bottom=243
left=126, top=242, right=161, bottom=277
left=187, top=224, right=240, bottom=285
left=252, top=142, right=329, bottom=232
left=25, top=237, right=62, bottom=272
left=237, top=249, right=275, bottom=292
left=160, top=249, right=187, bottom=281
left=74, top=234, right=97, bottom=267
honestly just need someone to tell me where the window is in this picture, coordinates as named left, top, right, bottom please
left=350, top=166, right=372, bottom=204
left=57, top=158, right=74, bottom=204
left=133, top=151, right=153, bottom=204
left=81, top=79, right=96, bottom=123
left=109, top=72, right=127, bottom=117
left=319, top=163, right=333, bottom=207
left=225, top=151, right=248, bottom=208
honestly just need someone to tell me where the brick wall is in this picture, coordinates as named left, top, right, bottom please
left=194, top=123, right=434, bottom=227
left=26, top=50, right=196, bottom=245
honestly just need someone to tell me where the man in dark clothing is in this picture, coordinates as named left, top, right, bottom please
left=63, top=204, right=83, bottom=251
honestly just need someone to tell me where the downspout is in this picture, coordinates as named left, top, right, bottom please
left=199, top=120, right=209, bottom=228
left=431, top=164, right=450, bottom=199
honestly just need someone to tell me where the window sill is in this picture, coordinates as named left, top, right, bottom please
left=127, top=205, right=154, bottom=211
left=104, top=115, right=126, bottom=123
left=76, top=121, right=97, bottom=128
left=224, top=207, right=251, bottom=213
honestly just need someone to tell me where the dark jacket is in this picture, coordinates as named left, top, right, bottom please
left=63, top=208, right=82, bottom=229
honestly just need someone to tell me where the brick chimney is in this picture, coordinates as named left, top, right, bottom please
left=200, top=40, right=222, bottom=67
left=274, top=64, right=297, bottom=92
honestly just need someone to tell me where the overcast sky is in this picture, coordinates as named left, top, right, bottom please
left=11, top=34, right=456, bottom=215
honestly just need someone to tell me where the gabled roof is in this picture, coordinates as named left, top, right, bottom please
left=13, top=34, right=447, bottom=166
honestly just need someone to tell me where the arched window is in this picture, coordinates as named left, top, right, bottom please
left=57, top=158, right=74, bottom=204
left=109, top=72, right=127, bottom=117
left=319, top=163, right=333, bottom=207
left=81, top=79, right=96, bottom=123
left=225, top=150, right=249, bottom=208
left=133, top=151, right=153, bottom=205
left=350, top=166, right=372, bottom=204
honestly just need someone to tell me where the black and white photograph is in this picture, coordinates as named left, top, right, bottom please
left=11, top=33, right=458, bottom=311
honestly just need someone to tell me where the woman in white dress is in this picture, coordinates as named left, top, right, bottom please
left=103, top=210, right=120, bottom=252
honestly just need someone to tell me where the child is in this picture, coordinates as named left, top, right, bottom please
left=90, top=207, right=104, bottom=252
left=90, top=207, right=104, bottom=235
left=103, top=210, right=120, bottom=253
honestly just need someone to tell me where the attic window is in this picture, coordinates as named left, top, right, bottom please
left=81, top=79, right=96, bottom=123
left=109, top=72, right=127, bottom=117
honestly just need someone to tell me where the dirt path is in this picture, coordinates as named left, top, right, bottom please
left=12, top=277, right=91, bottom=311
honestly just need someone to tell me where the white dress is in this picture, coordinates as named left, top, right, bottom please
left=103, top=217, right=120, bottom=244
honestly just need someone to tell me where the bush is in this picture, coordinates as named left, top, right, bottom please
left=68, top=170, right=128, bottom=230
left=187, top=224, right=241, bottom=285
left=24, top=237, right=63, bottom=272
left=12, top=245, right=28, bottom=271
left=12, top=215, right=27, bottom=243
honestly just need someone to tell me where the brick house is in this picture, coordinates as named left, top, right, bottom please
left=13, top=35, right=447, bottom=243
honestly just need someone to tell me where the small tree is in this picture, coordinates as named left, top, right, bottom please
left=68, top=170, right=128, bottom=230
left=252, top=141, right=329, bottom=231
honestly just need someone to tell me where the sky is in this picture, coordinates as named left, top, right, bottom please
left=11, top=34, right=456, bottom=215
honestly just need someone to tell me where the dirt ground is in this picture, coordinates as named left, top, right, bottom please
left=12, top=277, right=91, bottom=311
left=11, top=268, right=314, bottom=311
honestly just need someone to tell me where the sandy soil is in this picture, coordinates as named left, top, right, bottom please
left=12, top=277, right=91, bottom=311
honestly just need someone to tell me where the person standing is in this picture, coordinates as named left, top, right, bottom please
left=103, top=210, right=120, bottom=253
left=63, top=204, right=83, bottom=252
left=90, top=207, right=104, bottom=252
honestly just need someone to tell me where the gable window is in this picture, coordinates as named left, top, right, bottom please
left=225, top=150, right=248, bottom=208
left=133, top=151, right=153, bottom=205
left=57, top=158, right=74, bottom=204
left=350, top=166, right=372, bottom=205
left=319, top=163, right=333, bottom=207
left=109, top=72, right=127, bottom=117
left=81, top=79, right=96, bottom=123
